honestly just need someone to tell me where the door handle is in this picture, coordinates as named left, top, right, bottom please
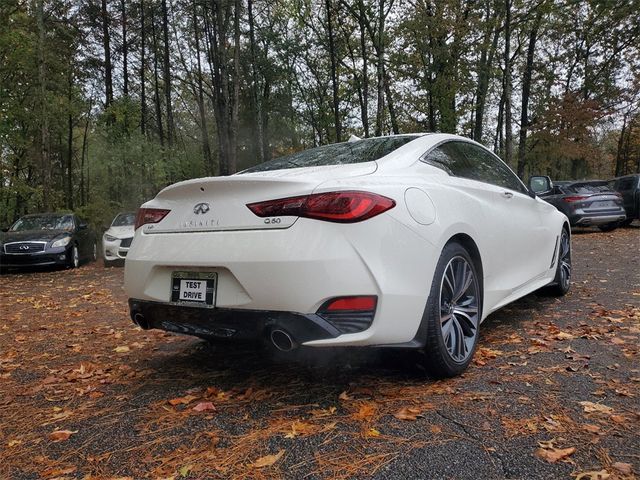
left=502, top=191, right=514, bottom=199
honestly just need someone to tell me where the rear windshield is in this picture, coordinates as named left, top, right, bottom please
left=562, top=183, right=611, bottom=194
left=241, top=136, right=420, bottom=173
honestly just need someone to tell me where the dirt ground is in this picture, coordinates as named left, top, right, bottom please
left=1, top=226, right=639, bottom=480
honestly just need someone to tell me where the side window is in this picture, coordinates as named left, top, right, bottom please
left=619, top=178, right=633, bottom=190
left=456, top=142, right=528, bottom=194
left=421, top=142, right=473, bottom=177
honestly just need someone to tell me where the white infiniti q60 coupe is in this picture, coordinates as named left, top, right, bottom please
left=124, top=133, right=571, bottom=377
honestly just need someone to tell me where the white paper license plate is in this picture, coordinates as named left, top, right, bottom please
left=171, top=272, right=217, bottom=306
left=592, top=200, right=614, bottom=208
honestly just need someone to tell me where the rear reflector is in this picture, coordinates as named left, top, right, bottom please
left=247, top=191, right=395, bottom=223
left=321, top=296, right=377, bottom=312
left=135, top=208, right=171, bottom=230
left=317, top=296, right=377, bottom=334
left=564, top=196, right=587, bottom=203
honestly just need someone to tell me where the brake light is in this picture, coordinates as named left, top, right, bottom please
left=247, top=191, right=395, bottom=223
left=323, top=296, right=377, bottom=312
left=564, top=196, right=587, bottom=203
left=135, top=208, right=171, bottom=230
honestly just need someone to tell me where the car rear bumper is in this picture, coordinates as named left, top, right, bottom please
left=571, top=213, right=626, bottom=226
left=128, top=298, right=343, bottom=344
left=123, top=217, right=438, bottom=346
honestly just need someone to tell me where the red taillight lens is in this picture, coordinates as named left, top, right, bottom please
left=564, top=196, right=587, bottom=203
left=323, top=296, right=377, bottom=312
left=246, top=191, right=395, bottom=223
left=135, top=208, right=171, bottom=230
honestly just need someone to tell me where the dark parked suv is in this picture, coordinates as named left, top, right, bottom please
left=609, top=174, right=640, bottom=226
left=529, top=176, right=626, bottom=231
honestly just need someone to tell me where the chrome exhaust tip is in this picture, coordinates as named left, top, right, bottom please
left=133, top=312, right=149, bottom=330
left=270, top=329, right=297, bottom=352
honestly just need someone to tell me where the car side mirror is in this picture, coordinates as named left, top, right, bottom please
left=529, top=175, right=553, bottom=195
left=79, top=223, right=88, bottom=230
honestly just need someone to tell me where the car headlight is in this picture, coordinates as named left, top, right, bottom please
left=104, top=233, right=117, bottom=242
left=51, top=236, right=72, bottom=248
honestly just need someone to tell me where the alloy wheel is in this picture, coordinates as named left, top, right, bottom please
left=439, top=256, right=480, bottom=363
left=72, top=246, right=79, bottom=268
left=559, top=230, right=571, bottom=289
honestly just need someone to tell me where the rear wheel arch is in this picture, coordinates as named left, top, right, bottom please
left=445, top=233, right=484, bottom=292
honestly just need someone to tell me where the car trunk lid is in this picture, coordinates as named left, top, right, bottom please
left=142, top=162, right=377, bottom=233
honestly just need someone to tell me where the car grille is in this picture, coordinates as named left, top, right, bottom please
left=120, top=237, right=133, bottom=248
left=4, top=242, right=46, bottom=254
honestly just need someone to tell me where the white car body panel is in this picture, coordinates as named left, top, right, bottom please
left=124, top=133, right=568, bottom=347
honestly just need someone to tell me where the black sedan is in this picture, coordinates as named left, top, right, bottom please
left=0, top=213, right=97, bottom=270
left=529, top=176, right=626, bottom=231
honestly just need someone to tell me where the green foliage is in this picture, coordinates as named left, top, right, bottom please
left=1, top=0, right=639, bottom=229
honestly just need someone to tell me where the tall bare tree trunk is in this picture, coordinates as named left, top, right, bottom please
left=357, top=0, right=369, bottom=137
left=383, top=65, right=398, bottom=134
left=615, top=114, right=628, bottom=176
left=374, top=0, right=385, bottom=136
left=121, top=0, right=129, bottom=97
left=248, top=0, right=265, bottom=161
left=66, top=71, right=74, bottom=210
left=326, top=0, right=341, bottom=142
left=474, top=1, right=500, bottom=142
left=517, top=11, right=542, bottom=178
left=80, top=100, right=92, bottom=207
left=37, top=0, right=51, bottom=210
left=193, top=1, right=213, bottom=173
left=503, top=0, right=513, bottom=165
left=140, top=0, right=147, bottom=135
left=161, top=0, right=174, bottom=146
left=101, top=0, right=113, bottom=108
left=229, top=0, right=241, bottom=174
left=151, top=16, right=164, bottom=146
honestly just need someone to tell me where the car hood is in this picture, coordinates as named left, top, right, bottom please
left=105, top=225, right=135, bottom=238
left=0, top=229, right=70, bottom=244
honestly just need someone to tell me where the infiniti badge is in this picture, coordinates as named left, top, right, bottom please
left=20, top=245, right=30, bottom=250
left=193, top=202, right=210, bottom=215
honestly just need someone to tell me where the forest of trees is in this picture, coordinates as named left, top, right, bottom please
left=1, top=0, right=639, bottom=227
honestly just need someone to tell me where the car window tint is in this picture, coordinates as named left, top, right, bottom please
left=242, top=136, right=419, bottom=173
left=423, top=141, right=527, bottom=194
left=618, top=178, right=634, bottom=190
left=455, top=142, right=528, bottom=193
left=564, top=183, right=609, bottom=194
left=421, top=142, right=471, bottom=176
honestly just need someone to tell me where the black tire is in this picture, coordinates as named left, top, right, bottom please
left=621, top=218, right=633, bottom=227
left=541, top=227, right=571, bottom=297
left=420, top=241, right=482, bottom=378
left=68, top=245, right=80, bottom=269
left=598, top=223, right=618, bottom=232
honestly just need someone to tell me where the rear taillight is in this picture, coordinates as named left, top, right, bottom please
left=564, top=196, right=587, bottom=203
left=246, top=191, right=395, bottom=223
left=135, top=208, right=171, bottom=230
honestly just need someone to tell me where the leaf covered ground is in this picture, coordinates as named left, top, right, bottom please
left=1, top=227, right=639, bottom=479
